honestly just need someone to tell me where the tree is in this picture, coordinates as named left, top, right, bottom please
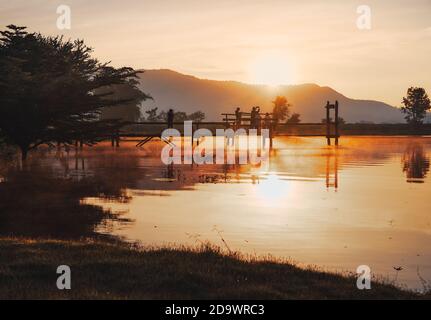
left=286, top=113, right=301, bottom=124
left=144, top=108, right=205, bottom=122
left=401, top=87, right=431, bottom=125
left=321, top=117, right=345, bottom=125
left=187, top=111, right=205, bottom=122
left=0, top=25, right=147, bottom=160
left=99, top=83, right=151, bottom=122
left=145, top=107, right=160, bottom=121
left=173, top=111, right=188, bottom=122
left=272, top=96, right=290, bottom=123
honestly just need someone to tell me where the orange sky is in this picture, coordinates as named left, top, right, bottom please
left=1, top=0, right=430, bottom=106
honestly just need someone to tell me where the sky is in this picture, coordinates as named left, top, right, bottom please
left=1, top=0, right=430, bottom=106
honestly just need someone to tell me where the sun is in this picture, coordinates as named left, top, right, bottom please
left=253, top=173, right=290, bottom=206
left=249, top=53, right=294, bottom=87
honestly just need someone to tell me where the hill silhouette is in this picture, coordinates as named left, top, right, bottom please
left=137, top=69, right=404, bottom=123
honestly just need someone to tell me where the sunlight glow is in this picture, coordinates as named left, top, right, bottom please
left=255, top=173, right=289, bottom=205
left=248, top=53, right=294, bottom=87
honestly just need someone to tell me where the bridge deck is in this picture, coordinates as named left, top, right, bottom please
left=108, top=101, right=341, bottom=147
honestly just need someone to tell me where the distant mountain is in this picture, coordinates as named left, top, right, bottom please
left=137, top=69, right=405, bottom=123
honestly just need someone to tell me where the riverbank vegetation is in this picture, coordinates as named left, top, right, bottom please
left=0, top=238, right=428, bottom=300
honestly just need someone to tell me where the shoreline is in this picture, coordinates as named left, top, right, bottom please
left=275, top=123, right=431, bottom=136
left=0, top=237, right=428, bottom=300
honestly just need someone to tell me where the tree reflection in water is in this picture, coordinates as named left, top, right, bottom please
left=402, top=143, right=430, bottom=183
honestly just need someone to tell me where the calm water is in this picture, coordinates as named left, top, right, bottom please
left=1, top=136, right=431, bottom=290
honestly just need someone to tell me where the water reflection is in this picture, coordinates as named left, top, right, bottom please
left=2, top=137, right=431, bottom=240
left=326, top=150, right=338, bottom=189
left=402, top=144, right=430, bottom=183
left=0, top=169, right=131, bottom=239
left=1, top=137, right=431, bottom=289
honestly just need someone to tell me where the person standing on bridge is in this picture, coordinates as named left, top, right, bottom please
left=256, top=107, right=261, bottom=131
left=250, top=107, right=257, bottom=129
left=264, top=112, right=271, bottom=129
left=235, top=107, right=242, bottom=128
left=167, top=109, right=174, bottom=128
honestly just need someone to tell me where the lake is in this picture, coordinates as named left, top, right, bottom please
left=1, top=136, right=430, bottom=290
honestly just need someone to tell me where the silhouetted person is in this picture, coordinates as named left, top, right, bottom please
left=264, top=113, right=271, bottom=129
left=235, top=107, right=242, bottom=127
left=255, top=106, right=261, bottom=130
left=167, top=109, right=174, bottom=128
left=250, top=107, right=257, bottom=129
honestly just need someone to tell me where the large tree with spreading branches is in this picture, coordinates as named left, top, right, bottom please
left=0, top=25, right=150, bottom=160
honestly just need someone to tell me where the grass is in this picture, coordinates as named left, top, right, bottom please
left=0, top=237, right=428, bottom=300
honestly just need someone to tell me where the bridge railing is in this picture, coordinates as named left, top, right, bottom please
left=276, top=123, right=336, bottom=136
left=119, top=121, right=230, bottom=136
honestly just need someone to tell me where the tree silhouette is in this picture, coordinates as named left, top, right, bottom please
left=144, top=107, right=160, bottom=121
left=321, top=117, right=345, bottom=124
left=286, top=113, right=301, bottom=124
left=187, top=111, right=205, bottom=122
left=272, top=96, right=290, bottom=123
left=144, top=108, right=205, bottom=122
left=0, top=25, right=147, bottom=160
left=99, top=83, right=151, bottom=122
left=401, top=87, right=431, bottom=126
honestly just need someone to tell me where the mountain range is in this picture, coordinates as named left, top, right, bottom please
left=137, top=69, right=405, bottom=123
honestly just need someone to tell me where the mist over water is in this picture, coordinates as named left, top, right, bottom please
left=1, top=136, right=431, bottom=290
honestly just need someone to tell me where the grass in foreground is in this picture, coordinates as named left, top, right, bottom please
left=0, top=238, right=428, bottom=300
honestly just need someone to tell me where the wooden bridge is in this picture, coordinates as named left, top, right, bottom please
left=108, top=101, right=340, bottom=148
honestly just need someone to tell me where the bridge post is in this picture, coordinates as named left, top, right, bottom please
left=195, top=122, right=199, bottom=146
left=191, top=122, right=194, bottom=156
left=115, top=129, right=120, bottom=147
left=334, top=100, right=339, bottom=146
left=326, top=101, right=331, bottom=145
left=269, top=120, right=274, bottom=148
left=111, top=128, right=115, bottom=147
